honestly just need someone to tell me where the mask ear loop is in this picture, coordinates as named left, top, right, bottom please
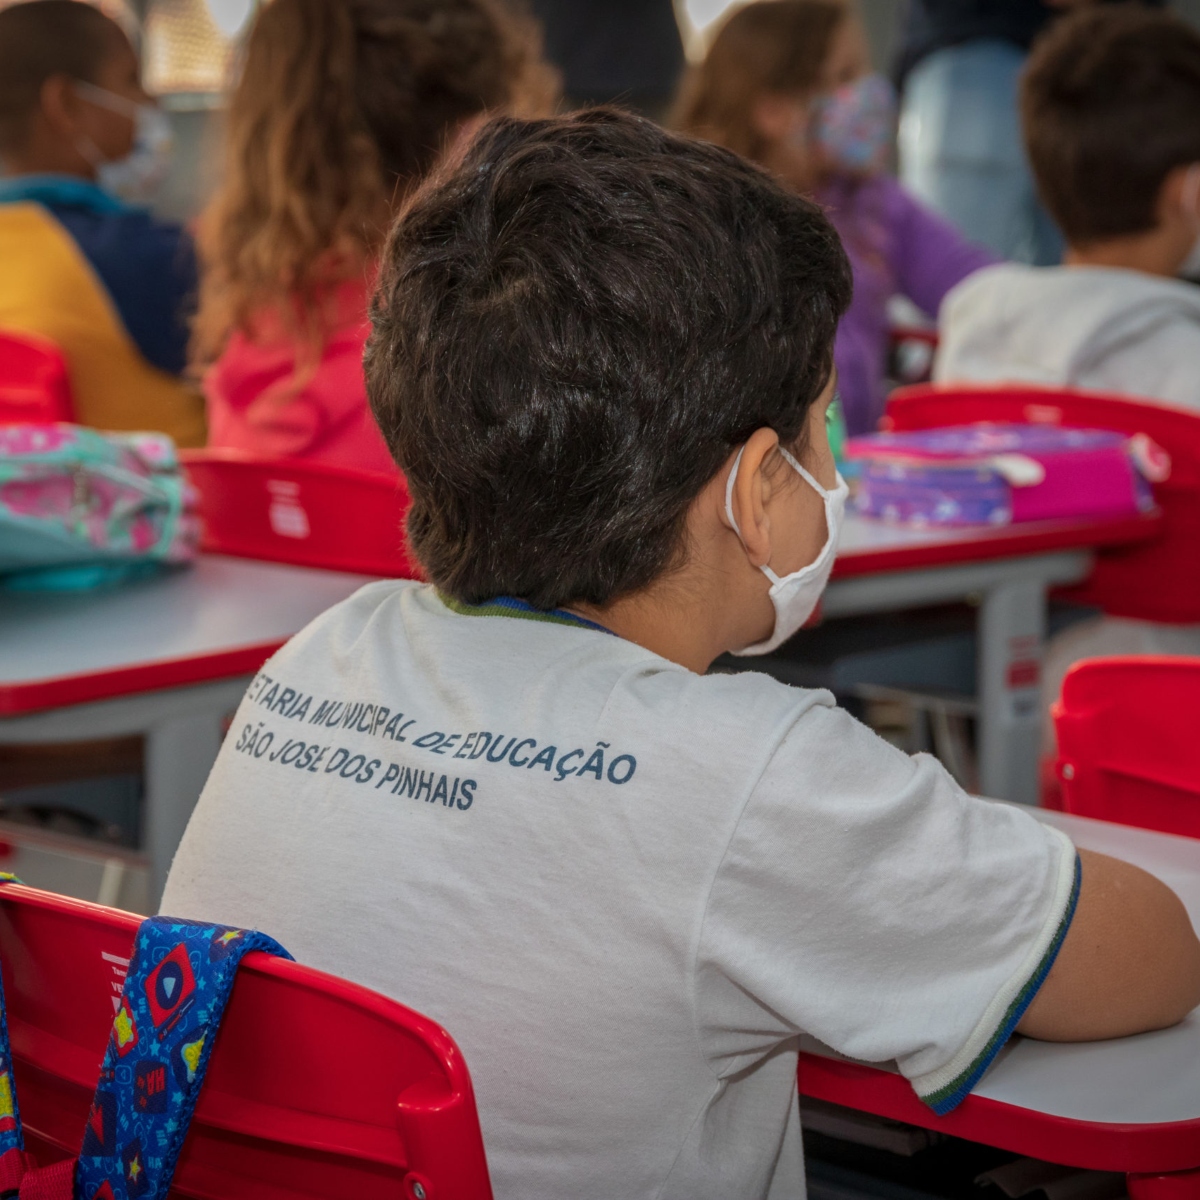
left=72, top=82, right=138, bottom=172
left=724, top=440, right=842, bottom=589
left=73, top=80, right=142, bottom=120
left=724, top=444, right=749, bottom=540
left=725, top=440, right=840, bottom=535
left=777, top=445, right=835, bottom=499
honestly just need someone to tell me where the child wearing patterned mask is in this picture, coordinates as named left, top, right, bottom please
left=0, top=0, right=202, bottom=445
left=673, top=0, right=997, bottom=435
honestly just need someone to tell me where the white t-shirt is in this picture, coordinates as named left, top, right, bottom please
left=935, top=262, right=1200, bottom=412
left=163, top=582, right=1077, bottom=1200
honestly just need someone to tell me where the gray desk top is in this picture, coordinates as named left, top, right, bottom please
left=0, top=555, right=374, bottom=691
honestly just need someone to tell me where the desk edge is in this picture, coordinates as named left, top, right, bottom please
left=0, top=643, right=281, bottom=716
left=832, top=512, right=1161, bottom=580
left=799, top=1050, right=1200, bottom=1172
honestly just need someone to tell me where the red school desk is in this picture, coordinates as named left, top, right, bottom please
left=799, top=808, right=1200, bottom=1200
left=816, top=510, right=1160, bottom=805
left=0, top=555, right=375, bottom=905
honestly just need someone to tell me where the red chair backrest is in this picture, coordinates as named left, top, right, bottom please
left=886, top=384, right=1200, bottom=623
left=0, top=331, right=73, bottom=425
left=0, top=884, right=493, bottom=1199
left=1054, top=656, right=1200, bottom=838
left=181, top=450, right=420, bottom=577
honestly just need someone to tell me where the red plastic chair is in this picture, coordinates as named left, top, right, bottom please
left=0, top=882, right=492, bottom=1198
left=885, top=384, right=1200, bottom=624
left=0, top=331, right=74, bottom=425
left=182, top=450, right=420, bottom=577
left=1053, top=656, right=1200, bottom=837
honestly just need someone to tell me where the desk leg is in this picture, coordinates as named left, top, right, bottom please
left=1129, top=1170, right=1200, bottom=1200
left=144, top=712, right=224, bottom=909
left=978, top=578, right=1045, bottom=804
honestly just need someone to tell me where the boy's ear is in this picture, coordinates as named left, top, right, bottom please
left=724, top=427, right=780, bottom=569
left=39, top=74, right=82, bottom=138
left=1157, top=162, right=1200, bottom=222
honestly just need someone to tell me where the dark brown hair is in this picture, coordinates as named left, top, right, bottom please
left=192, top=0, right=557, bottom=363
left=366, top=109, right=852, bottom=609
left=1022, top=6, right=1200, bottom=245
left=670, top=0, right=845, bottom=164
left=0, top=0, right=128, bottom=153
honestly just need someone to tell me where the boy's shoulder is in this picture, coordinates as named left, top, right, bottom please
left=937, top=262, right=1200, bottom=390
left=239, top=580, right=847, bottom=840
left=945, top=261, right=1200, bottom=319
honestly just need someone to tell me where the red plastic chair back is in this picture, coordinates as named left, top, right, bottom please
left=0, top=883, right=493, bottom=1198
left=1053, top=656, right=1200, bottom=837
left=885, top=384, right=1200, bottom=623
left=182, top=450, right=420, bottom=577
left=0, top=331, right=73, bottom=425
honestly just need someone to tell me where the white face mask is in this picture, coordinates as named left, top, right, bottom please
left=1178, top=163, right=1200, bottom=280
left=73, top=81, right=173, bottom=204
left=725, top=442, right=848, bottom=657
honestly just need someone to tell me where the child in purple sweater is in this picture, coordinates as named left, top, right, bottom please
left=673, top=0, right=996, bottom=435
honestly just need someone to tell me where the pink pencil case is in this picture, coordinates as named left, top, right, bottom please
left=845, top=423, right=1166, bottom=527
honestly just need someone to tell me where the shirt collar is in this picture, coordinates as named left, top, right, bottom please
left=0, top=173, right=130, bottom=215
left=439, top=593, right=616, bottom=636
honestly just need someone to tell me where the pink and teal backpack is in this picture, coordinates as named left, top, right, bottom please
left=0, top=424, right=198, bottom=590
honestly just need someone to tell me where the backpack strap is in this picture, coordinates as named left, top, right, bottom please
left=73, top=917, right=291, bottom=1200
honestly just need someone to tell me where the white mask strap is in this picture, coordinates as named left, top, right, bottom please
left=724, top=444, right=749, bottom=539
left=724, top=441, right=834, bottom=575
left=74, top=81, right=142, bottom=120
left=777, top=445, right=834, bottom=500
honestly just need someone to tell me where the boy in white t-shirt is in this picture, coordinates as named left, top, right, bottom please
left=936, top=7, right=1200, bottom=411
left=162, top=110, right=1200, bottom=1200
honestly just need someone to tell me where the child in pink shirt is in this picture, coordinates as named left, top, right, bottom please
left=193, top=0, right=557, bottom=470
left=203, top=276, right=394, bottom=471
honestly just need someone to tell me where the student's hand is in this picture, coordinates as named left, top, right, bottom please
left=1017, top=849, right=1200, bottom=1041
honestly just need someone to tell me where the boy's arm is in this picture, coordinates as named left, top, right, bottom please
left=1017, top=848, right=1200, bottom=1040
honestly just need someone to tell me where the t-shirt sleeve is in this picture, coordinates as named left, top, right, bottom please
left=695, top=702, right=1078, bottom=1114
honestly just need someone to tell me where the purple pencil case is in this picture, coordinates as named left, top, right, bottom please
left=845, top=423, right=1165, bottom=528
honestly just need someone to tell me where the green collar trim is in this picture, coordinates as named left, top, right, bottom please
left=438, top=593, right=614, bottom=635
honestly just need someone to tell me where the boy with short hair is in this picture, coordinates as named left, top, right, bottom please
left=163, top=111, right=1200, bottom=1200
left=0, top=0, right=203, bottom=444
left=936, top=6, right=1200, bottom=409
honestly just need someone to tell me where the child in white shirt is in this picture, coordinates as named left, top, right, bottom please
left=163, top=110, right=1200, bottom=1200
left=937, top=6, right=1200, bottom=412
